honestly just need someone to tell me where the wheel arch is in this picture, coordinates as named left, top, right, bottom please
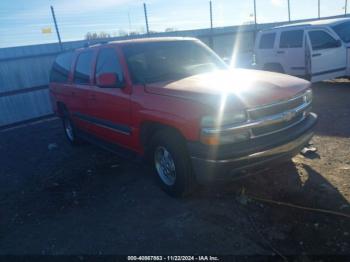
left=140, top=121, right=186, bottom=153
left=56, top=101, right=67, bottom=117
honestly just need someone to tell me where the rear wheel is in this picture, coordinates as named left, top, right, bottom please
left=62, top=109, right=82, bottom=145
left=151, top=130, right=196, bottom=197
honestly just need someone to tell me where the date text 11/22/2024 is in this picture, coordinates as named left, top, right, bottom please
left=127, top=256, right=220, bottom=261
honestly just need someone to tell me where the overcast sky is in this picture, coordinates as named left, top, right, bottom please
left=0, top=0, right=347, bottom=48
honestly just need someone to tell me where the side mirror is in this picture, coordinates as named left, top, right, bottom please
left=96, top=73, right=119, bottom=88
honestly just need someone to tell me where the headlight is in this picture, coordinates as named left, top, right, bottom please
left=201, top=111, right=247, bottom=128
left=200, top=131, right=250, bottom=145
left=200, top=111, right=249, bottom=145
left=304, top=89, right=312, bottom=104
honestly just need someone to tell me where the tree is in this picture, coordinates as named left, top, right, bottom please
left=118, top=30, right=128, bottom=37
left=85, top=32, right=112, bottom=40
left=165, top=27, right=176, bottom=32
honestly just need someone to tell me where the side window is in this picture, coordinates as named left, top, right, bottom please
left=332, top=21, right=350, bottom=43
left=259, top=33, right=276, bottom=49
left=74, top=51, right=94, bottom=85
left=308, top=30, right=339, bottom=50
left=50, top=52, right=73, bottom=83
left=95, top=48, right=124, bottom=85
left=280, top=30, right=304, bottom=48
left=127, top=53, right=147, bottom=84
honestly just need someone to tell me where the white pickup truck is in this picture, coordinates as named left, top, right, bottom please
left=254, top=18, right=350, bottom=82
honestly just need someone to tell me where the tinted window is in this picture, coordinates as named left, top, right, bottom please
left=122, top=41, right=227, bottom=84
left=259, top=33, right=276, bottom=49
left=280, top=30, right=304, bottom=48
left=95, top=48, right=124, bottom=85
left=309, top=30, right=339, bottom=50
left=50, top=52, right=73, bottom=83
left=74, top=51, right=94, bottom=84
left=332, top=21, right=350, bottom=43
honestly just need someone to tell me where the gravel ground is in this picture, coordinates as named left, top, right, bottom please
left=0, top=80, right=349, bottom=257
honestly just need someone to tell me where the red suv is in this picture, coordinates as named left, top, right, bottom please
left=49, top=37, right=317, bottom=196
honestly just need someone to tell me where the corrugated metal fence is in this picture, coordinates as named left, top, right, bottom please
left=0, top=41, right=90, bottom=127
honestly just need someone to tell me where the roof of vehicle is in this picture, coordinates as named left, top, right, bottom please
left=110, top=37, right=197, bottom=44
left=85, top=37, right=198, bottom=49
left=261, top=17, right=350, bottom=32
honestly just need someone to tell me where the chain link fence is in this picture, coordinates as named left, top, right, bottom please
left=0, top=0, right=348, bottom=48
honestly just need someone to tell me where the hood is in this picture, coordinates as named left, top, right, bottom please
left=145, top=69, right=310, bottom=109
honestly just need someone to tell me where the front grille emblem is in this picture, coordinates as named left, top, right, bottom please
left=282, top=111, right=296, bottom=122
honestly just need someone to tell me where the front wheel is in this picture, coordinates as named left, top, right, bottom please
left=151, top=130, right=196, bottom=197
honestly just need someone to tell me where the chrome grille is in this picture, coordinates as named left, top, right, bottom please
left=252, top=113, right=304, bottom=137
left=247, top=93, right=310, bottom=138
left=201, top=91, right=312, bottom=141
left=248, top=96, right=304, bottom=120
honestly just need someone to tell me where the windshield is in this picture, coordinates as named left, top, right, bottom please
left=122, top=40, right=227, bottom=84
left=332, top=21, right=350, bottom=43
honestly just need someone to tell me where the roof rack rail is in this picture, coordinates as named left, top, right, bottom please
left=84, top=40, right=109, bottom=48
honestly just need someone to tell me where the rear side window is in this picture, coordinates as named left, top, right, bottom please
left=332, top=21, right=350, bottom=43
left=259, top=33, right=276, bottom=49
left=308, top=30, right=339, bottom=50
left=74, top=51, right=94, bottom=85
left=280, top=30, right=304, bottom=48
left=95, top=48, right=124, bottom=85
left=50, top=52, right=73, bottom=83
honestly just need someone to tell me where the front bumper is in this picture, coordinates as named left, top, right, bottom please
left=188, top=113, right=318, bottom=183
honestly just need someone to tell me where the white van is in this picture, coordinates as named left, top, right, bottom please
left=254, top=18, right=350, bottom=82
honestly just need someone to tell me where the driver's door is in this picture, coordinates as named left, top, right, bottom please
left=88, top=47, right=133, bottom=149
left=307, top=29, right=347, bottom=82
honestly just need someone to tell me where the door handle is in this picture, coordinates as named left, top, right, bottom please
left=312, top=53, right=322, bottom=57
left=277, top=50, right=285, bottom=54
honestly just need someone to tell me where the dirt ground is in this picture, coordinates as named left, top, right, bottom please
left=0, top=80, right=349, bottom=258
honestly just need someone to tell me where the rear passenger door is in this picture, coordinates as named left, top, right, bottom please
left=71, top=50, right=96, bottom=131
left=49, top=51, right=74, bottom=113
left=277, top=30, right=306, bottom=77
left=88, top=47, right=132, bottom=149
left=307, top=29, right=347, bottom=82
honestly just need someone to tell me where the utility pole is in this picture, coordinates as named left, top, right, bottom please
left=143, top=3, right=150, bottom=35
left=253, top=0, right=257, bottom=40
left=287, top=0, right=291, bottom=22
left=318, top=0, right=321, bottom=19
left=128, top=12, right=132, bottom=34
left=209, top=1, right=214, bottom=49
left=210, top=1, right=213, bottom=29
left=345, top=0, right=348, bottom=16
left=50, top=5, right=62, bottom=51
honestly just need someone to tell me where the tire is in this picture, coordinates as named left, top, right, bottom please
left=61, top=109, right=82, bottom=146
left=150, top=130, right=196, bottom=197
